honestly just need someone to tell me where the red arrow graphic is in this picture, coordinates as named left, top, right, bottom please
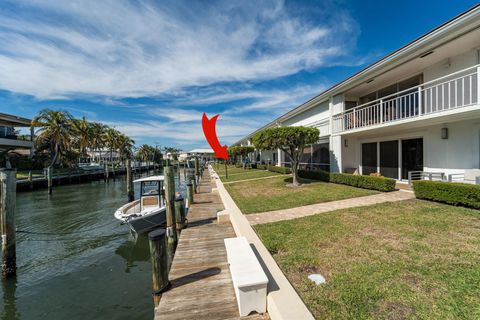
left=202, top=113, right=228, bottom=160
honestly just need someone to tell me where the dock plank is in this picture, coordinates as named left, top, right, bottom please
left=155, top=169, right=267, bottom=320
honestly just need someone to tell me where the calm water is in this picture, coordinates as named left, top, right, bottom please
left=1, top=169, right=186, bottom=320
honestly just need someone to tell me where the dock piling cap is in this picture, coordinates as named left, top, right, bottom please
left=148, top=228, right=166, bottom=241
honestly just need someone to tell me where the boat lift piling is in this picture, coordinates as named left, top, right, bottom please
left=1, top=169, right=16, bottom=278
left=164, top=165, right=177, bottom=269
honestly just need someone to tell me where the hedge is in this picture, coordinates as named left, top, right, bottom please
left=298, top=169, right=330, bottom=182
left=267, top=165, right=291, bottom=174
left=257, top=164, right=267, bottom=170
left=298, top=169, right=396, bottom=192
left=330, top=172, right=396, bottom=191
left=412, top=180, right=480, bottom=209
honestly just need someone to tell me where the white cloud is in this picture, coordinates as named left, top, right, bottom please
left=0, top=0, right=357, bottom=99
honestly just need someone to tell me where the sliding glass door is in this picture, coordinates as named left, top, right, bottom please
left=380, top=141, right=399, bottom=179
left=362, top=142, right=377, bottom=175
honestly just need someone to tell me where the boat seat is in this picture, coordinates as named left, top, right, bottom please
left=141, top=196, right=160, bottom=211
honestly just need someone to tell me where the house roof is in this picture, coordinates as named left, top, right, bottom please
left=233, top=4, right=480, bottom=145
left=189, top=148, right=214, bottom=154
left=0, top=112, right=32, bottom=127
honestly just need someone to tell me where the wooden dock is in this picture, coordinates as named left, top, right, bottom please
left=155, top=170, right=268, bottom=320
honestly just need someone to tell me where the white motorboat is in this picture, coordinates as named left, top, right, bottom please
left=114, top=175, right=167, bottom=234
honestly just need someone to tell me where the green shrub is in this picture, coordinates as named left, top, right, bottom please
left=330, top=172, right=396, bottom=192
left=267, top=165, right=291, bottom=174
left=413, top=180, right=480, bottom=209
left=250, top=163, right=257, bottom=169
left=235, top=163, right=242, bottom=168
left=257, top=164, right=267, bottom=170
left=298, top=169, right=330, bottom=182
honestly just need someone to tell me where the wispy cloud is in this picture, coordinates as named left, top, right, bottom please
left=0, top=0, right=358, bottom=99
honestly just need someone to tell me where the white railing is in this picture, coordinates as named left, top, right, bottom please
left=332, top=65, right=479, bottom=133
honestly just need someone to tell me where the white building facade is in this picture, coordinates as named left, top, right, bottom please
left=235, top=5, right=480, bottom=181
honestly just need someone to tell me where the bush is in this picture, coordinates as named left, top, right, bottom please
left=298, top=169, right=330, bottom=182
left=413, top=180, right=480, bottom=209
left=330, top=172, right=396, bottom=191
left=250, top=163, right=257, bottom=169
left=257, top=164, right=267, bottom=170
left=235, top=163, right=242, bottom=168
left=267, top=165, right=291, bottom=174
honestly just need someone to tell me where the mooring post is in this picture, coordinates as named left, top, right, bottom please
left=126, top=159, right=134, bottom=202
left=1, top=169, right=16, bottom=278
left=194, top=157, right=199, bottom=182
left=164, top=165, right=177, bottom=268
left=47, top=166, right=53, bottom=195
left=186, top=181, right=194, bottom=206
left=225, top=161, right=228, bottom=179
left=148, top=228, right=170, bottom=307
left=191, top=174, right=197, bottom=194
left=28, top=170, right=33, bottom=190
left=104, top=163, right=109, bottom=183
left=174, top=196, right=185, bottom=238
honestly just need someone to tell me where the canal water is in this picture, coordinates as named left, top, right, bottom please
left=1, top=169, right=187, bottom=320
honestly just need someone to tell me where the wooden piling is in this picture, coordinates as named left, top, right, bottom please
left=224, top=161, right=228, bottom=179
left=1, top=169, right=16, bottom=278
left=28, top=171, right=33, bottom=190
left=104, top=163, right=109, bottom=183
left=174, top=196, right=185, bottom=237
left=148, top=228, right=171, bottom=307
left=186, top=181, right=194, bottom=206
left=47, top=166, right=53, bottom=195
left=164, top=165, right=177, bottom=267
left=192, top=175, right=197, bottom=194
left=126, top=159, right=134, bottom=202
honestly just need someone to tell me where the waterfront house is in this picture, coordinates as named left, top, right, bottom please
left=234, top=5, right=480, bottom=182
left=0, top=112, right=34, bottom=155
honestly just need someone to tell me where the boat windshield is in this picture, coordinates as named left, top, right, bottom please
left=141, top=181, right=159, bottom=196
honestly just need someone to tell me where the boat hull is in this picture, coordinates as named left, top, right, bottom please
left=127, top=207, right=167, bottom=234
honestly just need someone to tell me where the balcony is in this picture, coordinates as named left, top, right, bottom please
left=332, top=65, right=479, bottom=134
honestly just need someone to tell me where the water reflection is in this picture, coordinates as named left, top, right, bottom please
left=2, top=277, right=19, bottom=320
left=0, top=168, right=186, bottom=320
left=115, top=234, right=150, bottom=273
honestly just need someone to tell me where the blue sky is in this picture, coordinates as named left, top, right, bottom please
left=0, top=0, right=477, bottom=150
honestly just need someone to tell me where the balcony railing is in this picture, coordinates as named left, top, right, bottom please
left=332, top=65, right=480, bottom=133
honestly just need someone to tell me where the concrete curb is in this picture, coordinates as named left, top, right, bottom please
left=210, top=166, right=315, bottom=320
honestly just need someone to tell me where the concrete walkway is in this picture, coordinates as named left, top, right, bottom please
left=155, top=170, right=267, bottom=320
left=247, top=191, right=415, bottom=225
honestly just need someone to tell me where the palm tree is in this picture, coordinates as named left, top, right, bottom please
left=90, top=122, right=107, bottom=163
left=32, top=109, right=74, bottom=168
left=71, top=116, right=91, bottom=158
left=103, top=127, right=120, bottom=163
left=117, top=134, right=135, bottom=163
left=136, top=144, right=154, bottom=166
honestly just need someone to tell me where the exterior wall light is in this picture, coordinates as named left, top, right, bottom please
left=441, top=127, right=448, bottom=139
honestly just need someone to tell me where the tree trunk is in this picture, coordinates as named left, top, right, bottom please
left=291, top=160, right=300, bottom=186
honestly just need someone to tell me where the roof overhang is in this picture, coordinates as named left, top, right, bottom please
left=0, top=112, right=32, bottom=127
left=233, top=4, right=480, bottom=145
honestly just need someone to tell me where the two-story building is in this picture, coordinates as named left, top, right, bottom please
left=0, top=112, right=34, bottom=155
left=234, top=5, right=480, bottom=182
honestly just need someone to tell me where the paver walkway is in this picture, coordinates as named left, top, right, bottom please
left=155, top=170, right=268, bottom=320
left=247, top=191, right=415, bottom=225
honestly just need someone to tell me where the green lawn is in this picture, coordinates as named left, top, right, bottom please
left=220, top=170, right=281, bottom=182
left=255, top=199, right=480, bottom=319
left=225, top=176, right=376, bottom=214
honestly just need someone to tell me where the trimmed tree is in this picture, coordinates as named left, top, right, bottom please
left=227, top=146, right=255, bottom=165
left=252, top=126, right=319, bottom=186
